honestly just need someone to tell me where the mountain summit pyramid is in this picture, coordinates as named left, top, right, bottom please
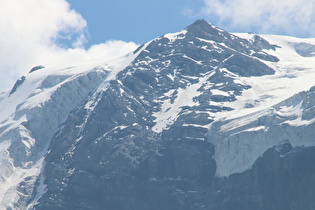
left=1, top=20, right=315, bottom=210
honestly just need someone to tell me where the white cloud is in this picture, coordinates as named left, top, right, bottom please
left=0, top=0, right=138, bottom=92
left=38, top=40, right=139, bottom=70
left=202, top=0, right=315, bottom=36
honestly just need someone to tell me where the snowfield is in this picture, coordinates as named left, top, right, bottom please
left=208, top=34, right=315, bottom=177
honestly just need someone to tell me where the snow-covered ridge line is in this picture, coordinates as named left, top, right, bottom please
left=78, top=42, right=151, bottom=139
left=213, top=34, right=315, bottom=123
left=163, top=29, right=188, bottom=43
left=0, top=44, right=142, bottom=208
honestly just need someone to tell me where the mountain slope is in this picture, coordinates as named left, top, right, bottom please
left=0, top=52, right=140, bottom=209
left=1, top=20, right=315, bottom=209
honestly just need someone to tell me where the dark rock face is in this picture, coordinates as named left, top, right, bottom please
left=10, top=76, right=26, bottom=95
left=209, top=146, right=315, bottom=210
left=28, top=20, right=315, bottom=209
left=29, top=65, right=45, bottom=73
left=294, top=42, right=315, bottom=57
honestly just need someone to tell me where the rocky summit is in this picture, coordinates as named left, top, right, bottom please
left=1, top=20, right=315, bottom=210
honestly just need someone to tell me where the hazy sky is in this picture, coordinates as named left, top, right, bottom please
left=0, top=0, right=314, bottom=92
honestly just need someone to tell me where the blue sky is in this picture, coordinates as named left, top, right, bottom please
left=0, top=0, right=314, bottom=92
left=66, top=0, right=205, bottom=46
left=66, top=0, right=315, bottom=47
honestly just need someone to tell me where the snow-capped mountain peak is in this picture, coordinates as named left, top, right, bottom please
left=1, top=20, right=315, bottom=209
